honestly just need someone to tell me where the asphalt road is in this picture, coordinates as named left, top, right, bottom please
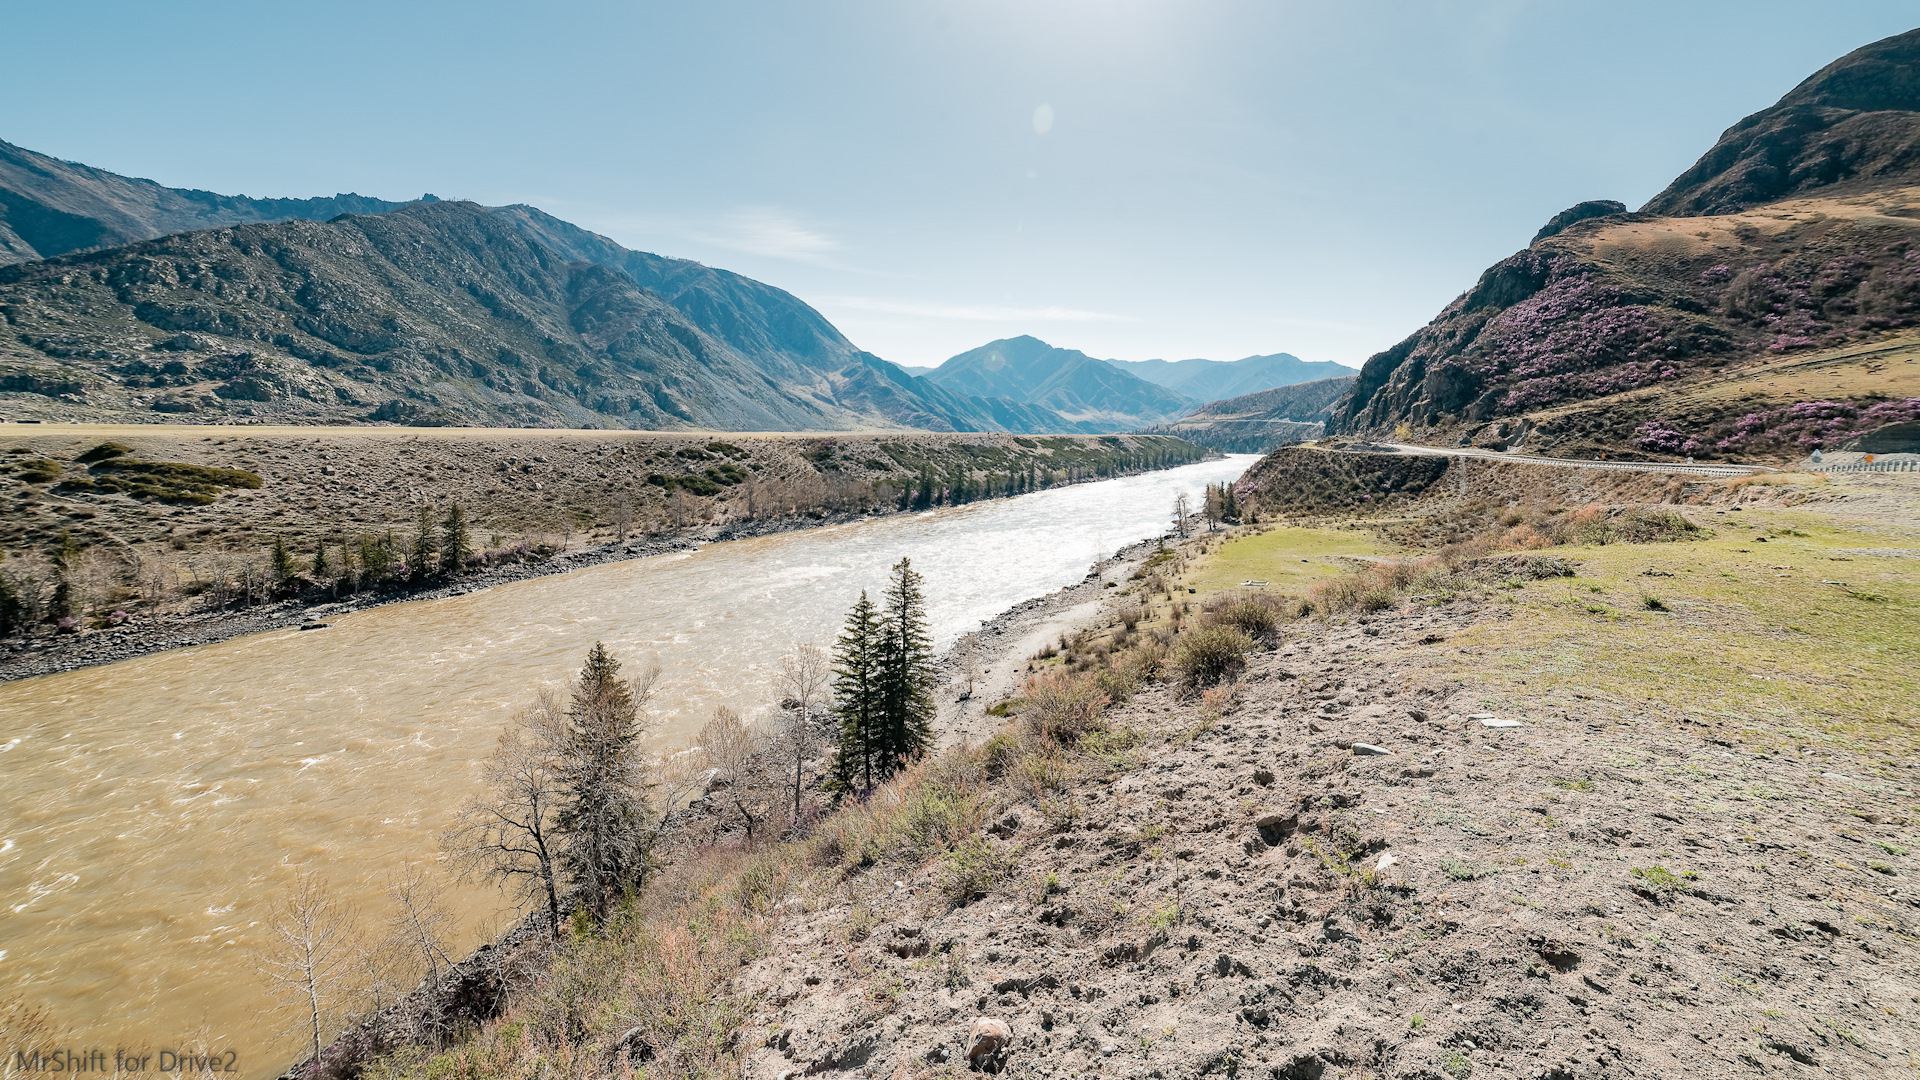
left=1348, top=441, right=1775, bottom=478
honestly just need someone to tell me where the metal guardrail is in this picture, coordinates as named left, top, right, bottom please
left=1346, top=443, right=1769, bottom=478
left=1821, top=460, right=1917, bottom=473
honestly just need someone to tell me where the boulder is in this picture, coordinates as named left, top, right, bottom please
left=968, top=1018, right=1013, bottom=1067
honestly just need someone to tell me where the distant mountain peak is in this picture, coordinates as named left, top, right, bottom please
left=1106, top=352, right=1358, bottom=403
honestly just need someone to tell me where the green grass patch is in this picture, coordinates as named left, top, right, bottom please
left=1446, top=510, right=1920, bottom=752
left=1183, top=525, right=1386, bottom=596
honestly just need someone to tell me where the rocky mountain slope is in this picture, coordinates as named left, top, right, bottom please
left=1644, top=28, right=1920, bottom=216
left=491, top=206, right=1079, bottom=433
left=923, top=335, right=1198, bottom=429
left=1108, top=352, right=1356, bottom=402
left=0, top=201, right=1089, bottom=431
left=0, top=139, right=410, bottom=264
left=0, top=141, right=1089, bottom=433
left=1144, top=375, right=1356, bottom=452
left=1329, top=28, right=1920, bottom=462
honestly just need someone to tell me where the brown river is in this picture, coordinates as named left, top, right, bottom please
left=0, top=456, right=1252, bottom=1073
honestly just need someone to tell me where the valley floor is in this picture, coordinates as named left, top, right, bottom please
left=354, top=468, right=1920, bottom=1080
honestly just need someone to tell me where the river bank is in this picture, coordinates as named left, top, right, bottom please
left=0, top=505, right=863, bottom=682
left=324, top=463, right=1920, bottom=1080
left=0, top=424, right=1210, bottom=681
left=2, top=454, right=1256, bottom=1076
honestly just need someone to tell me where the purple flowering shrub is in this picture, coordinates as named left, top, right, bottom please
left=1632, top=420, right=1701, bottom=456
left=1714, top=247, right=1920, bottom=349
left=1447, top=260, right=1717, bottom=410
left=1639, top=398, right=1920, bottom=457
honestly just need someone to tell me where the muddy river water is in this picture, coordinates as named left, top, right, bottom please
left=0, top=455, right=1251, bottom=1072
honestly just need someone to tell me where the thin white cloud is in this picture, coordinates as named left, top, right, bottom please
left=695, top=206, right=843, bottom=266
left=820, top=296, right=1135, bottom=323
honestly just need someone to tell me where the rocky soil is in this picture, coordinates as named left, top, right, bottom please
left=741, top=595, right=1920, bottom=1079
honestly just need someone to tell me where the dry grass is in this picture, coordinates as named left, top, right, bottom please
left=360, top=845, right=797, bottom=1080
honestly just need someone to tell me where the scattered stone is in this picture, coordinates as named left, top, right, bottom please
left=1376, top=852, right=1398, bottom=872
left=299, top=621, right=328, bottom=631
left=1351, top=743, right=1391, bottom=756
left=1477, top=717, right=1524, bottom=729
left=1406, top=707, right=1429, bottom=723
left=968, top=1018, right=1012, bottom=1067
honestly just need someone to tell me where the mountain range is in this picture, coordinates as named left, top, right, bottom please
left=1329, top=27, right=1920, bottom=462
left=914, top=336, right=1355, bottom=430
left=1106, top=353, right=1354, bottom=402
left=1144, top=375, right=1357, bottom=453
left=0, top=139, right=411, bottom=265
left=0, top=141, right=1324, bottom=434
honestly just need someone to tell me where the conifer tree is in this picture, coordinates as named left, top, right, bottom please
left=830, top=591, right=883, bottom=791
left=311, top=543, right=330, bottom=581
left=874, top=557, right=934, bottom=777
left=271, top=535, right=295, bottom=587
left=440, top=503, right=470, bottom=575
left=410, top=506, right=436, bottom=581
left=552, top=642, right=653, bottom=920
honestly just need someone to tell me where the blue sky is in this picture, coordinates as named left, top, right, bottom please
left=4, top=2, right=1914, bottom=370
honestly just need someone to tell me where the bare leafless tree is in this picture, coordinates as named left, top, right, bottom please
left=445, top=693, right=568, bottom=934
left=613, top=494, right=634, bottom=542
left=384, top=864, right=457, bottom=983
left=129, top=548, right=177, bottom=613
left=1173, top=492, right=1192, bottom=539
left=954, top=631, right=982, bottom=700
left=259, top=872, right=356, bottom=1062
left=700, top=706, right=764, bottom=840
left=772, top=642, right=831, bottom=824
left=665, top=488, right=697, bottom=529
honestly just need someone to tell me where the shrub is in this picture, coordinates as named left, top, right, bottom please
left=1172, top=625, right=1252, bottom=688
left=1208, top=591, right=1284, bottom=643
left=75, top=442, right=132, bottom=464
left=1020, top=670, right=1109, bottom=746
left=940, top=836, right=1007, bottom=904
left=1609, top=507, right=1704, bottom=543
left=980, top=732, right=1021, bottom=779
left=1011, top=747, right=1071, bottom=799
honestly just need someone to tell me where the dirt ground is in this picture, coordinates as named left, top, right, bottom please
left=736, top=471, right=1920, bottom=1080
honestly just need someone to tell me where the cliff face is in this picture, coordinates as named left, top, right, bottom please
left=1327, top=29, right=1920, bottom=460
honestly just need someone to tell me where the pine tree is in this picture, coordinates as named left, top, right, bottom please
left=552, top=643, right=652, bottom=920
left=410, top=506, right=436, bottom=581
left=874, top=557, right=934, bottom=778
left=271, top=535, right=295, bottom=587
left=311, top=543, right=330, bottom=581
left=440, top=503, right=470, bottom=575
left=829, top=591, right=884, bottom=792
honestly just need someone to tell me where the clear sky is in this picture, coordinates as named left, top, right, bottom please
left=4, top=2, right=1914, bottom=370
